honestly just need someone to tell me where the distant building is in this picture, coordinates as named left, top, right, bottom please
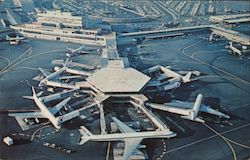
left=10, top=10, right=117, bottom=47
left=37, top=10, right=83, bottom=29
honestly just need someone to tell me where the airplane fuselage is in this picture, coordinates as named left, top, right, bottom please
left=230, top=45, right=242, bottom=55
left=33, top=94, right=61, bottom=129
left=40, top=89, right=76, bottom=103
left=44, top=80, right=79, bottom=90
left=84, top=129, right=176, bottom=142
left=40, top=67, right=66, bottom=86
left=65, top=68, right=91, bottom=76
left=161, top=101, right=229, bottom=118
left=150, top=103, right=191, bottom=116
left=228, top=42, right=242, bottom=56
left=160, top=66, right=180, bottom=78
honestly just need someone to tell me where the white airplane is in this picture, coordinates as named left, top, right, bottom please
left=52, top=59, right=95, bottom=70
left=6, top=35, right=25, bottom=45
left=144, top=65, right=200, bottom=91
left=54, top=65, right=91, bottom=77
left=65, top=46, right=95, bottom=57
left=39, top=67, right=64, bottom=84
left=38, top=59, right=91, bottom=81
left=8, top=87, right=72, bottom=129
left=226, top=41, right=242, bottom=56
left=202, top=33, right=222, bottom=43
left=37, top=61, right=90, bottom=89
left=37, top=59, right=71, bottom=84
left=149, top=94, right=230, bottom=123
left=65, top=46, right=84, bottom=57
left=6, top=35, right=25, bottom=41
left=23, top=88, right=78, bottom=103
left=79, top=117, right=176, bottom=160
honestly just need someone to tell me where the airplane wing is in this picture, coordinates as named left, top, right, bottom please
left=181, top=94, right=204, bottom=122
left=123, top=138, right=143, bottom=160
left=66, top=47, right=74, bottom=52
left=111, top=117, right=143, bottom=160
left=49, top=97, right=71, bottom=115
left=111, top=117, right=135, bottom=133
left=40, top=89, right=77, bottom=103
left=75, top=46, right=83, bottom=52
left=38, top=68, right=51, bottom=78
left=143, top=65, right=161, bottom=74
left=8, top=112, right=45, bottom=118
left=190, top=94, right=203, bottom=119
left=149, top=103, right=190, bottom=116
left=164, top=100, right=193, bottom=109
left=66, top=46, right=83, bottom=53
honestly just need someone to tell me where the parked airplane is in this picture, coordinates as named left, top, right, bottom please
left=79, top=117, right=176, bottom=160
left=54, top=65, right=91, bottom=77
left=225, top=41, right=242, bottom=56
left=38, top=67, right=66, bottom=87
left=65, top=46, right=96, bottom=57
left=37, top=60, right=90, bottom=89
left=149, top=94, right=230, bottom=123
left=202, top=33, right=222, bottom=43
left=6, top=35, right=25, bottom=45
left=8, top=87, right=72, bottom=129
left=6, top=35, right=25, bottom=41
left=66, top=46, right=83, bottom=57
left=23, top=88, right=78, bottom=103
left=144, top=65, right=200, bottom=91
left=52, top=59, right=95, bottom=70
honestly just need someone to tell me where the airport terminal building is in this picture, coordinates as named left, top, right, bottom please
left=10, top=10, right=117, bottom=47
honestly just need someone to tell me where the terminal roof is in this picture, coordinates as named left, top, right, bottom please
left=87, top=67, right=150, bottom=93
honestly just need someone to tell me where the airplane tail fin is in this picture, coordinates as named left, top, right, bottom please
left=191, top=94, right=203, bottom=119
left=78, top=126, right=92, bottom=145
left=182, top=72, right=192, bottom=83
left=181, top=94, right=204, bottom=122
